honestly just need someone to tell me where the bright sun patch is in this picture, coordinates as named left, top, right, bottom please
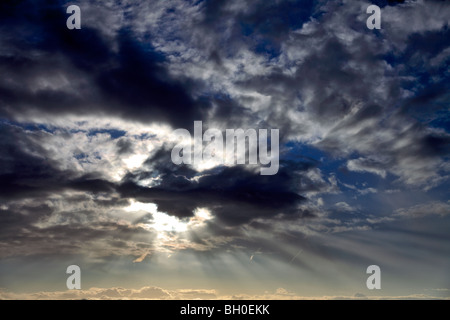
left=123, top=154, right=148, bottom=170
left=124, top=200, right=187, bottom=234
left=124, top=201, right=213, bottom=235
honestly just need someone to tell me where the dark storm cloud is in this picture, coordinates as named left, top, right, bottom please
left=0, top=123, right=117, bottom=200
left=67, top=174, right=116, bottom=193
left=118, top=148, right=324, bottom=225
left=0, top=0, right=209, bottom=128
left=201, top=0, right=316, bottom=53
left=372, top=0, right=406, bottom=7
left=0, top=124, right=64, bottom=200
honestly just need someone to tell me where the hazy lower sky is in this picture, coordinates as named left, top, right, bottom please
left=0, top=0, right=449, bottom=300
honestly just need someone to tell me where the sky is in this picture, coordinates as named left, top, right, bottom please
left=0, top=0, right=449, bottom=300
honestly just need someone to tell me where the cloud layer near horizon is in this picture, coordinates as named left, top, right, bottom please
left=1, top=285, right=449, bottom=300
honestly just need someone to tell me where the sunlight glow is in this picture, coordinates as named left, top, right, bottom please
left=188, top=207, right=213, bottom=228
left=124, top=200, right=187, bottom=233
left=124, top=202, right=213, bottom=235
left=152, top=211, right=188, bottom=233
left=123, top=154, right=148, bottom=170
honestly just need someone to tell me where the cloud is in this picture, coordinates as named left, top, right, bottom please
left=334, top=202, right=358, bottom=213
left=394, top=201, right=450, bottom=218
left=365, top=201, right=450, bottom=225
left=0, top=118, right=330, bottom=260
left=133, top=251, right=150, bottom=263
left=0, top=1, right=209, bottom=129
left=353, top=293, right=368, bottom=299
left=119, top=162, right=313, bottom=225
left=1, top=0, right=449, bottom=191
left=347, top=157, right=387, bottom=178
left=0, top=286, right=219, bottom=300
left=0, top=286, right=448, bottom=300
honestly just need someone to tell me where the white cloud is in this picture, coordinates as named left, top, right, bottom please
left=347, top=158, right=387, bottom=178
left=395, top=201, right=450, bottom=218
left=366, top=201, right=450, bottom=224
left=335, top=202, right=357, bottom=212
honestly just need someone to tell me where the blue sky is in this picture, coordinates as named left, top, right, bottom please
left=0, top=0, right=449, bottom=299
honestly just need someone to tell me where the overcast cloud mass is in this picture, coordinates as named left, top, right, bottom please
left=0, top=0, right=449, bottom=299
